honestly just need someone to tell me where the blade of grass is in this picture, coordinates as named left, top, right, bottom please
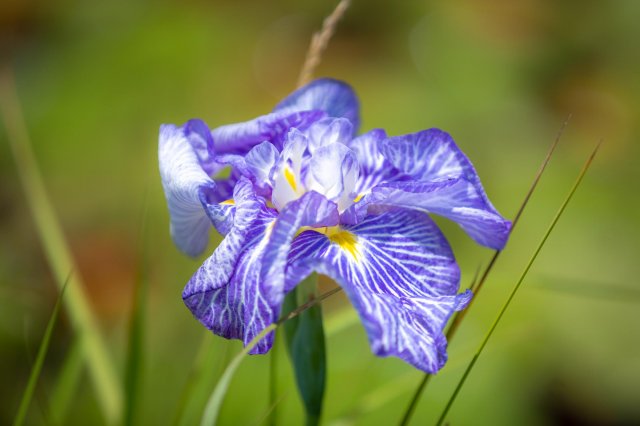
left=49, top=336, right=84, bottom=424
left=200, top=324, right=278, bottom=426
left=173, top=335, right=231, bottom=426
left=453, top=114, right=572, bottom=341
left=0, top=66, right=123, bottom=424
left=253, top=393, right=288, bottom=426
left=399, top=115, right=570, bottom=425
left=14, top=274, right=70, bottom=426
left=124, top=191, right=150, bottom=426
left=328, top=321, right=534, bottom=425
left=200, top=285, right=342, bottom=426
left=436, top=141, right=602, bottom=426
left=268, top=332, right=279, bottom=426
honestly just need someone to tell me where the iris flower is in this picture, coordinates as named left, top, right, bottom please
left=159, top=79, right=510, bottom=373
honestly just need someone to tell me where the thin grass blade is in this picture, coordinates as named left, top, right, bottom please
left=173, top=336, right=232, bottom=426
left=268, top=332, right=279, bottom=426
left=14, top=275, right=70, bottom=426
left=0, top=67, right=123, bottom=424
left=200, top=286, right=341, bottom=426
left=399, top=116, right=570, bottom=425
left=124, top=192, right=150, bottom=426
left=436, top=141, right=602, bottom=425
left=49, top=336, right=84, bottom=424
left=200, top=324, right=278, bottom=426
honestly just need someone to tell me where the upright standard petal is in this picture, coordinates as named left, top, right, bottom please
left=159, top=123, right=218, bottom=257
left=274, top=78, right=360, bottom=134
left=285, top=209, right=470, bottom=373
left=373, top=129, right=511, bottom=250
left=303, top=144, right=359, bottom=212
left=304, top=117, right=353, bottom=153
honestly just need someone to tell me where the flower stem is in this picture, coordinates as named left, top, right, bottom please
left=297, top=0, right=352, bottom=88
left=14, top=275, right=70, bottom=426
left=201, top=283, right=340, bottom=426
left=268, top=333, right=279, bottom=426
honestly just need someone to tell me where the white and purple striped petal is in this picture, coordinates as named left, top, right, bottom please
left=159, top=121, right=229, bottom=257
left=303, top=144, right=359, bottom=212
left=361, top=128, right=511, bottom=250
left=183, top=185, right=339, bottom=354
left=370, top=178, right=511, bottom=250
left=285, top=208, right=470, bottom=373
left=274, top=78, right=360, bottom=135
left=305, top=117, right=353, bottom=153
left=183, top=178, right=279, bottom=352
left=211, top=110, right=326, bottom=154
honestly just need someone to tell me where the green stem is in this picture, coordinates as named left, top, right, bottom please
left=49, top=336, right=84, bottom=424
left=268, top=333, right=279, bottom=426
left=200, top=324, right=278, bottom=426
left=14, top=276, right=70, bottom=426
left=201, top=282, right=340, bottom=426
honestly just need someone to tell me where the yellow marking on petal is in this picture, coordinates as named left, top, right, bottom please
left=327, top=228, right=361, bottom=261
left=353, top=193, right=364, bottom=203
left=284, top=167, right=298, bottom=192
left=264, top=221, right=276, bottom=237
left=220, top=199, right=235, bottom=205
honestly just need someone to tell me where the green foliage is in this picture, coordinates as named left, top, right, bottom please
left=14, top=275, right=69, bottom=426
left=283, top=275, right=327, bottom=426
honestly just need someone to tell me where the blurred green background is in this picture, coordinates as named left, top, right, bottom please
left=1, top=0, right=639, bottom=424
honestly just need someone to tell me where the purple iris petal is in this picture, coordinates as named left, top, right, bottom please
left=184, top=184, right=339, bottom=354
left=305, top=117, right=353, bottom=153
left=370, top=178, right=511, bottom=250
left=159, top=123, right=226, bottom=257
left=216, top=142, right=279, bottom=199
left=274, top=78, right=360, bottom=135
left=183, top=178, right=279, bottom=353
left=211, top=110, right=326, bottom=154
left=285, top=208, right=469, bottom=373
left=346, top=128, right=404, bottom=194
left=199, top=176, right=237, bottom=236
left=183, top=119, right=224, bottom=176
left=371, top=128, right=511, bottom=250
left=303, top=144, right=359, bottom=211
left=260, top=191, right=340, bottom=304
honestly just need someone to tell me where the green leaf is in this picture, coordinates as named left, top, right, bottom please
left=124, top=195, right=150, bottom=426
left=174, top=335, right=229, bottom=426
left=283, top=274, right=327, bottom=426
